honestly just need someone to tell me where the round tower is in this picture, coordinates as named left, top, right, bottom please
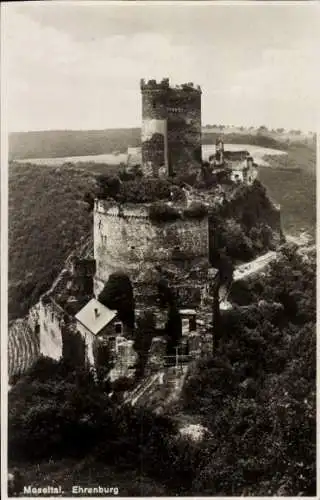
left=93, top=199, right=209, bottom=308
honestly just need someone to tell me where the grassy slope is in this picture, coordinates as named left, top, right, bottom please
left=259, top=143, right=316, bottom=238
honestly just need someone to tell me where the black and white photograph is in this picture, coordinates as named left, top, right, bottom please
left=1, top=1, right=317, bottom=497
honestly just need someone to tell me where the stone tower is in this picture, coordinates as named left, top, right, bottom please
left=93, top=200, right=210, bottom=309
left=140, top=78, right=202, bottom=178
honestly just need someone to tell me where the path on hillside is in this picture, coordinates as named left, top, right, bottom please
left=219, top=250, right=277, bottom=309
left=233, top=251, right=277, bottom=281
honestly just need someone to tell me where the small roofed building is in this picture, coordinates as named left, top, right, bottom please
left=208, top=138, right=251, bottom=173
left=75, top=298, right=125, bottom=367
left=230, top=156, right=258, bottom=185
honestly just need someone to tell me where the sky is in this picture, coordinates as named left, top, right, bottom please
left=2, top=1, right=319, bottom=132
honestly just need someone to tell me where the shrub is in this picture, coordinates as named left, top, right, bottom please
left=171, top=172, right=198, bottom=187
left=95, top=174, right=121, bottom=199
left=183, top=202, right=208, bottom=219
left=149, top=203, right=181, bottom=222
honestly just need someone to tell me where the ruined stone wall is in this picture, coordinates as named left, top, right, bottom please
left=140, top=79, right=201, bottom=177
left=93, top=200, right=209, bottom=305
left=39, top=299, right=64, bottom=361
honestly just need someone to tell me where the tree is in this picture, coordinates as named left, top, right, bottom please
left=183, top=248, right=316, bottom=496
left=258, top=125, right=268, bottom=133
left=83, top=191, right=95, bottom=211
left=92, top=339, right=113, bottom=387
left=95, top=174, right=121, bottom=199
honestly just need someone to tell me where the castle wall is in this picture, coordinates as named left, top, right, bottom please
left=39, top=299, right=63, bottom=361
left=140, top=79, right=201, bottom=177
left=93, top=200, right=209, bottom=303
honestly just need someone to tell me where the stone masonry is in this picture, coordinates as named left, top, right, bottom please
left=140, top=78, right=202, bottom=177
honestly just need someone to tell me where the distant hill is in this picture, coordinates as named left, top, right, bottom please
left=9, top=127, right=293, bottom=160
left=9, top=126, right=315, bottom=161
left=9, top=128, right=141, bottom=160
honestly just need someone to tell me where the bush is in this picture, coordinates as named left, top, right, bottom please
left=182, top=250, right=316, bottom=496
left=8, top=359, right=112, bottom=462
left=183, top=202, right=208, bottom=219
left=149, top=203, right=181, bottom=222
left=95, top=174, right=121, bottom=199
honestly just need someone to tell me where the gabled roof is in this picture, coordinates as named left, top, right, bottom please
left=75, top=298, right=117, bottom=336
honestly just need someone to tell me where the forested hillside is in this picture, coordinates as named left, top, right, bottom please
left=9, top=163, right=95, bottom=320
left=182, top=245, right=316, bottom=495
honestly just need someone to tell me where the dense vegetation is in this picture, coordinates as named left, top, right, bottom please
left=210, top=181, right=282, bottom=264
left=92, top=173, right=209, bottom=222
left=183, top=245, right=316, bottom=495
left=8, top=247, right=315, bottom=496
left=9, top=163, right=94, bottom=320
left=8, top=358, right=199, bottom=496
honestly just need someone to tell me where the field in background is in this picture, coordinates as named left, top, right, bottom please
left=14, top=143, right=287, bottom=168
left=9, top=126, right=315, bottom=161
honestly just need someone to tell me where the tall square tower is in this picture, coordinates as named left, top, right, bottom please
left=140, top=78, right=202, bottom=177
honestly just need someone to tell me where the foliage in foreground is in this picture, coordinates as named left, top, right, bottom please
left=8, top=357, right=200, bottom=495
left=182, top=246, right=316, bottom=495
left=8, top=247, right=316, bottom=496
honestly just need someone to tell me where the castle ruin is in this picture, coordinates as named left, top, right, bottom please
left=93, top=200, right=213, bottom=310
